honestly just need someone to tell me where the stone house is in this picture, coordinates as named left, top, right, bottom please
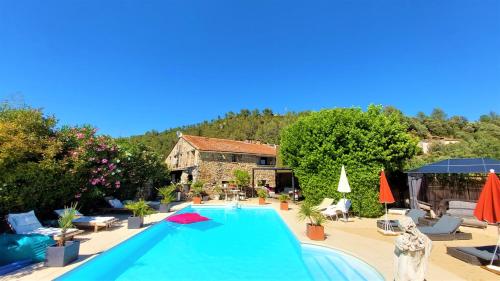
left=166, top=134, right=278, bottom=189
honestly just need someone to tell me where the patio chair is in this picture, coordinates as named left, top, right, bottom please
left=101, top=197, right=159, bottom=212
left=7, top=211, right=82, bottom=243
left=406, top=209, right=427, bottom=224
left=54, top=209, right=118, bottom=232
left=417, top=215, right=472, bottom=241
left=321, top=199, right=351, bottom=221
left=314, top=198, right=334, bottom=211
left=447, top=246, right=500, bottom=266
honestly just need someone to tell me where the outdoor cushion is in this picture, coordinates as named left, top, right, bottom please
left=406, top=209, right=426, bottom=224
left=449, top=201, right=476, bottom=210
left=418, top=215, right=461, bottom=234
left=108, top=199, right=124, bottom=208
left=73, top=216, right=115, bottom=223
left=7, top=211, right=43, bottom=234
left=457, top=246, right=500, bottom=261
left=0, top=233, right=55, bottom=265
left=54, top=209, right=84, bottom=217
left=166, top=213, right=210, bottom=224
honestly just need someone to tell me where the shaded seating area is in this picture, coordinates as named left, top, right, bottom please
left=406, top=158, right=500, bottom=228
left=54, top=209, right=118, bottom=232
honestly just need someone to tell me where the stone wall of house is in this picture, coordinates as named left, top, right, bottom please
left=197, top=152, right=276, bottom=187
left=165, top=138, right=199, bottom=170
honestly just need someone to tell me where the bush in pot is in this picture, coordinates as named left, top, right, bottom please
left=46, top=204, right=80, bottom=267
left=257, top=189, right=267, bottom=205
left=298, top=202, right=326, bottom=241
left=125, top=200, right=154, bottom=229
left=191, top=181, right=204, bottom=204
left=279, top=194, right=289, bottom=210
left=157, top=185, right=176, bottom=213
left=213, top=184, right=222, bottom=200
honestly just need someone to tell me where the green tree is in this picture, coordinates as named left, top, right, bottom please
left=280, top=105, right=418, bottom=217
left=233, top=169, right=250, bottom=188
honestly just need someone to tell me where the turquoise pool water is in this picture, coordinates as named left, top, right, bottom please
left=56, top=206, right=383, bottom=281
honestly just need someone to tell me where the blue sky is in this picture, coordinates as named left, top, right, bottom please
left=1, top=0, right=499, bottom=137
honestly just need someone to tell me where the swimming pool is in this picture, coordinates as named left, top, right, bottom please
left=56, top=206, right=383, bottom=281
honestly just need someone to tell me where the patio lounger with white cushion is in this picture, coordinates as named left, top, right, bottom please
left=54, top=209, right=118, bottom=232
left=447, top=246, right=500, bottom=266
left=321, top=199, right=351, bottom=221
left=314, top=198, right=334, bottom=211
left=7, top=211, right=82, bottom=242
left=417, top=215, right=472, bottom=241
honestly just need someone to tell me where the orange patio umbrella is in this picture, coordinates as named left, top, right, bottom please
left=379, top=170, right=395, bottom=233
left=474, top=169, right=500, bottom=270
left=379, top=170, right=395, bottom=204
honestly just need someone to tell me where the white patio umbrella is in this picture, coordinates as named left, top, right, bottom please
left=337, top=165, right=351, bottom=221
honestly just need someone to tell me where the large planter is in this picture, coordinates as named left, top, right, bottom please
left=128, top=216, right=144, bottom=229
left=280, top=202, right=289, bottom=210
left=46, top=240, right=80, bottom=267
left=306, top=224, right=325, bottom=241
left=159, top=203, right=171, bottom=213
left=259, top=197, right=266, bottom=205
left=193, top=197, right=202, bottom=204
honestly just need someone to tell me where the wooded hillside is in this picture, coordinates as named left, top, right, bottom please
left=126, top=107, right=500, bottom=167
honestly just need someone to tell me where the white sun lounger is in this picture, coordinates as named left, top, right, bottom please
left=314, top=198, right=335, bottom=211
left=7, top=210, right=82, bottom=242
left=55, top=209, right=118, bottom=232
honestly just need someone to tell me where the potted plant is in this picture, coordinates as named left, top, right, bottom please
left=213, top=184, right=222, bottom=200
left=279, top=194, right=289, bottom=210
left=191, top=181, right=204, bottom=204
left=257, top=189, right=267, bottom=205
left=157, top=185, right=176, bottom=213
left=125, top=200, right=154, bottom=229
left=46, top=204, right=80, bottom=267
left=298, top=202, right=326, bottom=241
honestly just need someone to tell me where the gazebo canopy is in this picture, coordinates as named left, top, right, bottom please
left=406, top=158, right=500, bottom=174
left=406, top=158, right=500, bottom=209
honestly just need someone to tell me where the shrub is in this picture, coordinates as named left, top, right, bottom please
left=280, top=105, right=417, bottom=217
left=233, top=169, right=250, bottom=188
left=125, top=200, right=154, bottom=217
left=157, top=185, right=176, bottom=205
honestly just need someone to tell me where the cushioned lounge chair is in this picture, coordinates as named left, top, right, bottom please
left=406, top=209, right=427, bottom=224
left=101, top=197, right=159, bottom=212
left=7, top=211, right=82, bottom=242
left=417, top=215, right=472, bottom=241
left=314, top=198, right=334, bottom=211
left=54, top=209, right=118, bottom=232
left=447, top=246, right=500, bottom=266
left=321, top=199, right=352, bottom=221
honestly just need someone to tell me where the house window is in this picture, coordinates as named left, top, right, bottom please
left=259, top=157, right=269, bottom=165
left=231, top=154, right=237, bottom=162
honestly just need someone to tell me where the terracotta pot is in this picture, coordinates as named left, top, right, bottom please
left=306, top=224, right=325, bottom=241
left=280, top=202, right=288, bottom=210
left=259, top=197, right=266, bottom=205
left=193, top=197, right=202, bottom=204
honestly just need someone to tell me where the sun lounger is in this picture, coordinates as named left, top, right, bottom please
left=7, top=211, right=83, bottom=242
left=321, top=199, right=351, bottom=221
left=101, top=197, right=159, bottom=212
left=406, top=209, right=427, bottom=224
left=54, top=209, right=118, bottom=232
left=447, top=246, right=500, bottom=266
left=417, top=215, right=472, bottom=241
left=314, top=198, right=334, bottom=211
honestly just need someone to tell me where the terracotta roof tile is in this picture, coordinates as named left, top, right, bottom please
left=182, top=135, right=276, bottom=156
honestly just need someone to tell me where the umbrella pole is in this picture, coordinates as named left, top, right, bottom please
left=343, top=193, right=347, bottom=222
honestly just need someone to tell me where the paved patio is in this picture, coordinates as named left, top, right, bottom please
left=2, top=199, right=499, bottom=281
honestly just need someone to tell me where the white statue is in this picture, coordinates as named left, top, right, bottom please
left=394, top=217, right=432, bottom=281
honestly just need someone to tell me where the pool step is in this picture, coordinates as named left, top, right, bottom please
left=303, top=254, right=367, bottom=281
